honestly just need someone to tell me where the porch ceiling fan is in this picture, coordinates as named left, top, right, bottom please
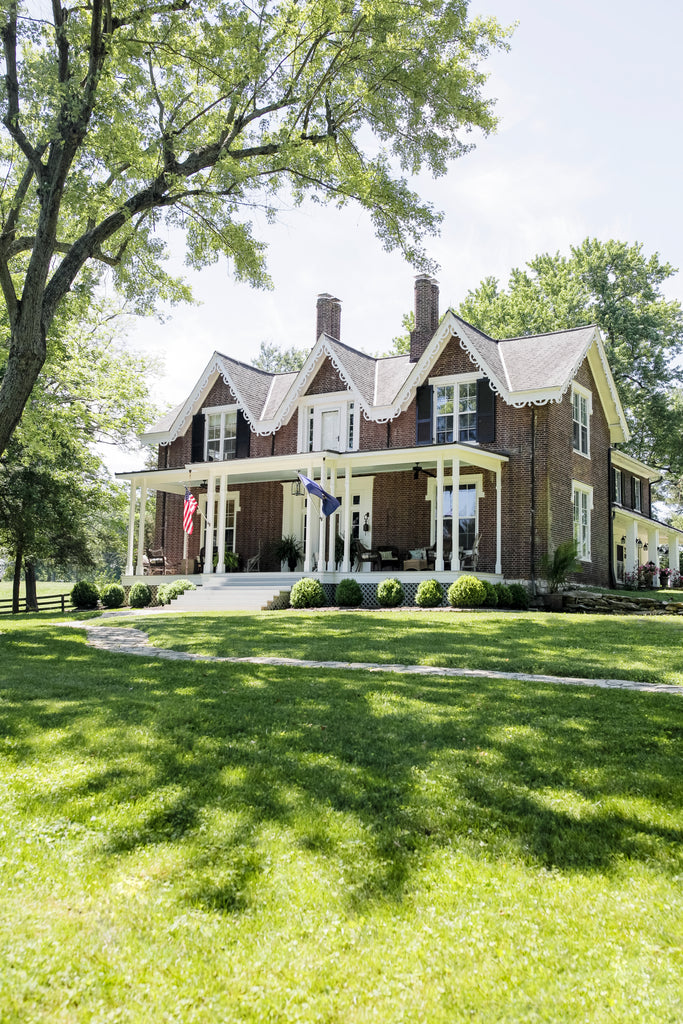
left=412, top=464, right=436, bottom=480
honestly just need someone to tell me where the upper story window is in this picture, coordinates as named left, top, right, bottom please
left=299, top=394, right=358, bottom=453
left=204, top=405, right=237, bottom=461
left=572, top=383, right=592, bottom=457
left=613, top=467, right=622, bottom=505
left=632, top=477, right=642, bottom=512
left=431, top=373, right=484, bottom=445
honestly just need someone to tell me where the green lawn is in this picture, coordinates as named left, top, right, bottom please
left=0, top=580, right=72, bottom=602
left=113, top=607, right=683, bottom=687
left=0, top=614, right=681, bottom=1022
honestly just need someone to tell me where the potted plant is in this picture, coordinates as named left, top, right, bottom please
left=274, top=535, right=303, bottom=571
left=642, top=560, right=657, bottom=589
left=659, top=565, right=671, bottom=588
left=540, top=540, right=581, bottom=610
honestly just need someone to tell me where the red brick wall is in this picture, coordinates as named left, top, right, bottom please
left=305, top=359, right=346, bottom=395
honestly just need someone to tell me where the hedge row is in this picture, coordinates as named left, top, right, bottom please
left=288, top=575, right=530, bottom=610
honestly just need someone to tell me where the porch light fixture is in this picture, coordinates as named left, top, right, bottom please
left=643, top=543, right=648, bottom=551
left=620, top=535, right=626, bottom=544
left=637, top=539, right=643, bottom=548
left=291, top=479, right=305, bottom=497
left=363, top=512, right=370, bottom=533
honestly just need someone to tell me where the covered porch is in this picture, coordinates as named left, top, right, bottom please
left=613, top=507, right=682, bottom=588
left=118, top=443, right=508, bottom=585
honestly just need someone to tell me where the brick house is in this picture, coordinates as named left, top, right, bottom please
left=119, top=275, right=683, bottom=590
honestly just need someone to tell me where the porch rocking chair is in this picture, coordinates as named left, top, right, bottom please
left=245, top=543, right=261, bottom=573
left=459, top=533, right=481, bottom=572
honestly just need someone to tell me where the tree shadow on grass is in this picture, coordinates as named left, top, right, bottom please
left=4, top=624, right=683, bottom=916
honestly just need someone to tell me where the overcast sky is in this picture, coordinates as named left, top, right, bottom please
left=112, top=0, right=683, bottom=468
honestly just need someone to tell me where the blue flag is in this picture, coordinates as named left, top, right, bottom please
left=297, top=473, right=341, bottom=517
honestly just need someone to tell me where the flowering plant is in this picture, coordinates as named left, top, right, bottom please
left=642, top=560, right=657, bottom=573
left=659, top=566, right=672, bottom=579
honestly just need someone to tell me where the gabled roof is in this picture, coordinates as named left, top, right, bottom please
left=142, top=310, right=629, bottom=446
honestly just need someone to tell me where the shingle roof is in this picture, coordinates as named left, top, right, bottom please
left=498, top=325, right=599, bottom=392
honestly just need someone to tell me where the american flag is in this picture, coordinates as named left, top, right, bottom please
left=183, top=488, right=198, bottom=534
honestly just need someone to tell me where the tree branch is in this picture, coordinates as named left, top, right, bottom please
left=1, top=6, right=43, bottom=174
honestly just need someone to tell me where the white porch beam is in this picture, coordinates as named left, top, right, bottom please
left=126, top=479, right=137, bottom=576
left=327, top=464, right=337, bottom=571
left=625, top=519, right=638, bottom=574
left=495, top=465, right=502, bottom=575
left=318, top=462, right=327, bottom=575
left=435, top=454, right=445, bottom=572
left=135, top=481, right=147, bottom=576
left=216, top=473, right=228, bottom=573
left=304, top=462, right=313, bottom=573
left=343, top=467, right=352, bottom=572
left=205, top=472, right=216, bottom=574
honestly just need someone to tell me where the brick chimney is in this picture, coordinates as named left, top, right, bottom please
left=316, top=293, right=342, bottom=342
left=409, top=274, right=439, bottom=361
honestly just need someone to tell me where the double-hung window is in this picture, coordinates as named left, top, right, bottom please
left=435, top=380, right=478, bottom=444
left=613, top=467, right=622, bottom=505
left=205, top=406, right=237, bottom=461
left=632, top=477, right=642, bottom=512
left=572, top=481, right=593, bottom=561
left=572, top=384, right=591, bottom=457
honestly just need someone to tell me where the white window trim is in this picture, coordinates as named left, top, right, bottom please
left=571, top=382, right=592, bottom=459
left=571, top=480, right=593, bottom=562
left=428, top=373, right=483, bottom=447
left=426, top=474, right=484, bottom=547
left=297, top=392, right=359, bottom=453
left=202, top=403, right=238, bottom=462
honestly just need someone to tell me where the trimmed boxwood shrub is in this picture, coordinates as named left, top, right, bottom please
left=335, top=578, right=363, bottom=607
left=100, top=583, right=125, bottom=609
left=158, top=580, right=196, bottom=605
left=71, top=580, right=100, bottom=609
left=290, top=577, right=326, bottom=608
left=128, top=582, right=152, bottom=608
left=377, top=577, right=404, bottom=607
left=482, top=579, right=498, bottom=607
left=447, top=574, right=486, bottom=608
left=415, top=579, right=443, bottom=608
left=508, top=582, right=530, bottom=610
left=495, top=582, right=513, bottom=608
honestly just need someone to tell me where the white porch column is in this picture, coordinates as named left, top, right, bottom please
left=326, top=464, right=337, bottom=571
left=495, top=464, right=502, bottom=575
left=205, top=471, right=216, bottom=574
left=216, top=472, right=228, bottom=573
left=304, top=462, right=314, bottom=573
left=625, top=519, right=638, bottom=575
left=452, top=456, right=460, bottom=570
left=318, top=462, right=327, bottom=575
left=343, top=466, right=352, bottom=572
left=135, top=480, right=147, bottom=575
left=671, top=534, right=681, bottom=582
left=126, top=479, right=137, bottom=576
left=435, top=454, right=445, bottom=572
left=648, top=527, right=660, bottom=587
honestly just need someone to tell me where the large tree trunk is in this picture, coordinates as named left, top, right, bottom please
left=12, top=541, right=23, bottom=614
left=0, top=318, right=47, bottom=458
left=24, top=559, right=38, bottom=611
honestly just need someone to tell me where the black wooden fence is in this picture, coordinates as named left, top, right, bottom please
left=0, top=593, right=73, bottom=615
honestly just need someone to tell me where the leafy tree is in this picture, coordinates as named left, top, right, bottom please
left=0, top=0, right=510, bottom=455
left=459, top=239, right=683, bottom=488
left=0, top=286, right=158, bottom=605
left=387, top=310, right=415, bottom=356
left=253, top=341, right=307, bottom=373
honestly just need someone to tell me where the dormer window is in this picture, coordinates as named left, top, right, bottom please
left=572, top=383, right=591, bottom=457
left=298, top=394, right=358, bottom=453
left=204, top=405, right=237, bottom=461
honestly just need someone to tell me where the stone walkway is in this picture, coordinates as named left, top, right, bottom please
left=66, top=622, right=682, bottom=695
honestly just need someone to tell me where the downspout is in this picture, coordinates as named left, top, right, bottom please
left=608, top=447, right=616, bottom=588
left=530, top=408, right=536, bottom=595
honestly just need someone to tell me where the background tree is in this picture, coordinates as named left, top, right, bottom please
left=0, top=0, right=510, bottom=456
left=459, top=239, right=683, bottom=498
left=0, top=284, right=158, bottom=604
left=253, top=341, right=307, bottom=373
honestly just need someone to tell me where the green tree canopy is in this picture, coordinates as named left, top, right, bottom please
left=253, top=341, right=307, bottom=373
left=0, top=0, right=510, bottom=455
left=459, top=239, right=683, bottom=491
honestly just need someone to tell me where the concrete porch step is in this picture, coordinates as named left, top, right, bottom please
left=170, top=584, right=290, bottom=612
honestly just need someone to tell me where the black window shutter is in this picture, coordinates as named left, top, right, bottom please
left=416, top=385, right=433, bottom=446
left=236, top=409, right=251, bottom=459
left=191, top=412, right=205, bottom=462
left=476, top=378, right=496, bottom=443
